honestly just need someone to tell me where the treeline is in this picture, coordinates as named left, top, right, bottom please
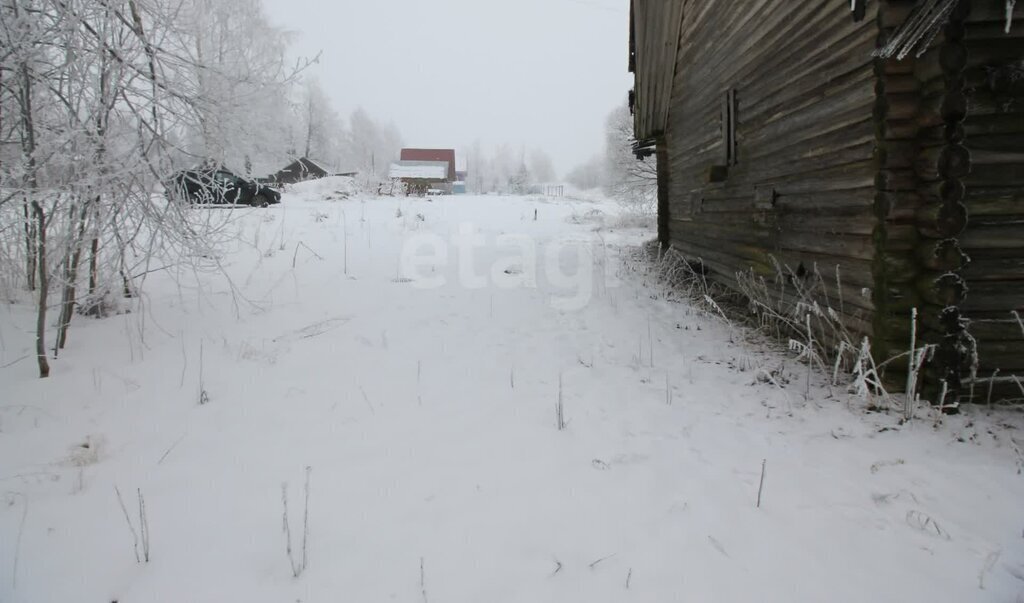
left=463, top=142, right=557, bottom=195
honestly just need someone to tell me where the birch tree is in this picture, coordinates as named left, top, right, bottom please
left=342, top=107, right=403, bottom=185
left=179, top=0, right=303, bottom=175
left=299, top=78, right=343, bottom=168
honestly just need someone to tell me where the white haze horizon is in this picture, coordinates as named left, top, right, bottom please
left=261, top=0, right=632, bottom=177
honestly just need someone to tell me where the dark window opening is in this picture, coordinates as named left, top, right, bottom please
left=709, top=88, right=738, bottom=183
left=722, top=88, right=738, bottom=167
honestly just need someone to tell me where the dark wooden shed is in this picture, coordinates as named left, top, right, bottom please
left=273, top=157, right=330, bottom=184
left=630, top=0, right=1023, bottom=402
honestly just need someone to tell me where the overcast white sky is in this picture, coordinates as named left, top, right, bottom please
left=261, top=0, right=631, bottom=176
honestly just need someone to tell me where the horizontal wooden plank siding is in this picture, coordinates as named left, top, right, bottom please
left=631, top=0, right=686, bottom=141
left=661, top=0, right=881, bottom=337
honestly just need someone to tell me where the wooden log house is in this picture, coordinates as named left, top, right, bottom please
left=629, top=0, right=1024, bottom=401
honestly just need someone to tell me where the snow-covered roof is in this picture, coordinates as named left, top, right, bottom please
left=400, top=149, right=457, bottom=181
left=389, top=161, right=449, bottom=180
left=303, top=158, right=331, bottom=173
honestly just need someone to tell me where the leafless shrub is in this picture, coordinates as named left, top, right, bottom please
left=417, top=359, right=423, bottom=405
left=622, top=244, right=953, bottom=412
left=756, top=459, right=767, bottom=508
left=291, top=241, right=324, bottom=268
left=551, top=557, right=563, bottom=576
left=851, top=338, right=892, bottom=410
left=420, top=556, right=428, bottom=603
left=114, top=486, right=150, bottom=563
left=282, top=466, right=311, bottom=578
left=556, top=373, right=567, bottom=431
left=1005, top=439, right=1024, bottom=481
left=7, top=492, right=28, bottom=589
left=198, top=341, right=209, bottom=405
left=589, top=553, right=617, bottom=569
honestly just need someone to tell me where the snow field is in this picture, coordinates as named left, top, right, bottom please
left=1, top=192, right=1023, bottom=602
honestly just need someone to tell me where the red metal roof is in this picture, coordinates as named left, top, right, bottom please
left=399, top=149, right=456, bottom=181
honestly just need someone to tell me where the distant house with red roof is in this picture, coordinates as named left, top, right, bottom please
left=390, top=148, right=458, bottom=195
left=399, top=149, right=457, bottom=182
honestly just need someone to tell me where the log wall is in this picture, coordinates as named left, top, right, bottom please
left=900, top=0, right=1024, bottom=401
left=663, top=0, right=882, bottom=335
left=894, top=1, right=976, bottom=401
left=633, top=0, right=1024, bottom=401
left=873, top=0, right=928, bottom=386
left=958, top=3, right=1024, bottom=400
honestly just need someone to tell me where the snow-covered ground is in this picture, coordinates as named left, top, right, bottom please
left=1, top=188, right=1023, bottom=603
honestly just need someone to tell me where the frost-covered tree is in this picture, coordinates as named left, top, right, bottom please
left=178, top=0, right=300, bottom=175
left=508, top=163, right=531, bottom=195
left=299, top=79, right=344, bottom=168
left=342, top=107, right=403, bottom=185
left=603, top=104, right=657, bottom=210
left=566, top=156, right=604, bottom=191
left=466, top=140, right=486, bottom=193
left=461, top=143, right=553, bottom=194
left=0, top=0, right=313, bottom=378
left=528, top=149, right=557, bottom=184
left=491, top=144, right=516, bottom=192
